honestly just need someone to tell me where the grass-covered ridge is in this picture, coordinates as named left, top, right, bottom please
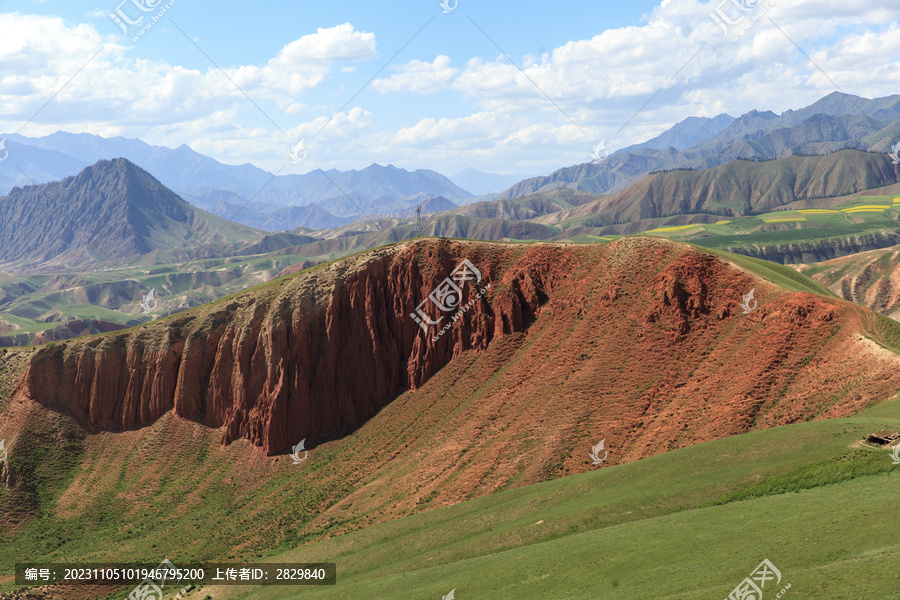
left=695, top=244, right=838, bottom=296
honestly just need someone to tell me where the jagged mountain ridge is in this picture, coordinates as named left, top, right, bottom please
left=617, top=113, right=736, bottom=153
left=2, top=134, right=475, bottom=202
left=0, top=134, right=475, bottom=231
left=1, top=132, right=274, bottom=198
left=5, top=92, right=899, bottom=234
left=188, top=192, right=356, bottom=230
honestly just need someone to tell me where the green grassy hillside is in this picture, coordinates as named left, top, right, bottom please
left=5, top=395, right=897, bottom=599
left=190, top=401, right=900, bottom=599
left=562, top=193, right=900, bottom=265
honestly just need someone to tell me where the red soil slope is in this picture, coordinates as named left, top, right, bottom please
left=10, top=237, right=900, bottom=475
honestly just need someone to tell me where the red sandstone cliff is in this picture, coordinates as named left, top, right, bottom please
left=11, top=237, right=900, bottom=459
left=12, top=240, right=535, bottom=455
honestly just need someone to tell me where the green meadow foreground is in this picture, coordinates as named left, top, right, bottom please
left=5, top=374, right=898, bottom=599
left=195, top=401, right=900, bottom=600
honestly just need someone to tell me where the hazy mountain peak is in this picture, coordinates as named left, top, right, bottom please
left=0, top=158, right=258, bottom=271
left=616, top=113, right=735, bottom=154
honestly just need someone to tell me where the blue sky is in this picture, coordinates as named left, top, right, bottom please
left=2, top=0, right=899, bottom=177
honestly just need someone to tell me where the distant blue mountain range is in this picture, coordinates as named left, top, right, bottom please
left=0, top=132, right=481, bottom=230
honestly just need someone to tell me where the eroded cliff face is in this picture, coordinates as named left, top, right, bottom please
left=798, top=244, right=900, bottom=320
left=11, top=237, right=900, bottom=461
left=12, top=240, right=556, bottom=455
left=718, top=230, right=900, bottom=264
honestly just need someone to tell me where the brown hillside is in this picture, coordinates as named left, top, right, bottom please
left=4, top=237, right=900, bottom=552
left=534, top=149, right=900, bottom=227
left=450, top=189, right=602, bottom=220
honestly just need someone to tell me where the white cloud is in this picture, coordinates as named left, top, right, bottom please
left=372, top=55, right=459, bottom=94
left=0, top=16, right=376, bottom=137
left=220, top=23, right=377, bottom=98
left=188, top=106, right=377, bottom=170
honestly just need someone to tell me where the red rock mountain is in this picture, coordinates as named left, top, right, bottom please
left=10, top=237, right=900, bottom=465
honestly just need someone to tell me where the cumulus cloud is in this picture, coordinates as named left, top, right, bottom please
left=220, top=23, right=377, bottom=99
left=0, top=16, right=376, bottom=136
left=372, top=55, right=459, bottom=94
